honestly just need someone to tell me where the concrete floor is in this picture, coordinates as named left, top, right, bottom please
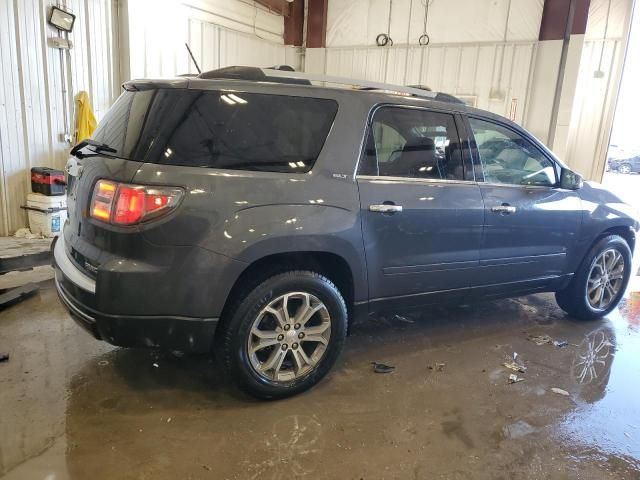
left=1, top=280, right=640, bottom=479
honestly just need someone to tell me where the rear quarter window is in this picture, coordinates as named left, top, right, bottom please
left=92, top=89, right=338, bottom=173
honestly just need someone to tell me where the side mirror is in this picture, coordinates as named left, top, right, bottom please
left=560, top=168, right=583, bottom=190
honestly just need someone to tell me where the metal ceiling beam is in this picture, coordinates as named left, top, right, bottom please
left=284, top=0, right=304, bottom=46
left=307, top=0, right=328, bottom=48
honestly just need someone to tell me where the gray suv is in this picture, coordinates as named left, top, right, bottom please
left=53, top=67, right=639, bottom=399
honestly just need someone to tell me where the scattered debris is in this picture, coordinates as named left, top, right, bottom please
left=170, top=350, right=185, bottom=358
left=504, top=420, right=536, bottom=438
left=167, top=417, right=172, bottom=423
left=508, top=373, right=525, bottom=384
left=393, top=314, right=414, bottom=324
left=14, top=227, right=43, bottom=239
left=528, top=334, right=570, bottom=348
left=98, top=360, right=109, bottom=366
left=0, top=353, right=9, bottom=363
left=624, top=432, right=632, bottom=439
left=551, top=387, right=570, bottom=396
left=152, top=362, right=159, bottom=368
left=428, top=362, right=446, bottom=372
left=503, top=361, right=526, bottom=373
left=202, top=465, right=211, bottom=471
left=529, top=334, right=553, bottom=346
left=371, top=362, right=395, bottom=374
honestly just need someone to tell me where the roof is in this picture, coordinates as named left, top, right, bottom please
left=121, top=65, right=507, bottom=121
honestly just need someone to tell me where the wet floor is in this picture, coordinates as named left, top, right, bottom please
left=1, top=280, right=640, bottom=479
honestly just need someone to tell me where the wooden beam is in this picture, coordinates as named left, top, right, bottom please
left=284, top=0, right=304, bottom=46
left=307, top=0, right=328, bottom=48
left=539, top=0, right=591, bottom=40
left=254, top=0, right=290, bottom=17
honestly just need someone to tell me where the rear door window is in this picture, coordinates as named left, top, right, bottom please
left=359, top=107, right=464, bottom=180
left=91, top=89, right=338, bottom=173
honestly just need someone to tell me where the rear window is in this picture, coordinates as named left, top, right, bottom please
left=92, top=89, right=338, bottom=173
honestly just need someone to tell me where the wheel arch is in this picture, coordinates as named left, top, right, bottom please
left=216, top=250, right=364, bottom=343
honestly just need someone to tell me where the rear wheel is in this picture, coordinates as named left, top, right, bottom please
left=619, top=163, right=632, bottom=174
left=221, top=271, right=347, bottom=399
left=555, top=235, right=631, bottom=320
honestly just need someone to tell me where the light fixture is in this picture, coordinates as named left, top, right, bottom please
left=48, top=6, right=76, bottom=33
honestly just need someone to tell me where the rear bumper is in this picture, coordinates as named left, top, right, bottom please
left=52, top=236, right=218, bottom=353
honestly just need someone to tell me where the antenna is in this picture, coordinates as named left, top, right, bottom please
left=185, top=43, right=201, bottom=74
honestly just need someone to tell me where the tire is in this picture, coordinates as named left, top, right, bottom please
left=220, top=271, right=348, bottom=399
left=555, top=235, right=632, bottom=320
left=619, top=163, right=632, bottom=174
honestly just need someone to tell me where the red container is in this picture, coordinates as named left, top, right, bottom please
left=31, top=167, right=65, bottom=196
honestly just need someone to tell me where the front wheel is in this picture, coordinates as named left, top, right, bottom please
left=220, top=271, right=348, bottom=399
left=556, top=235, right=632, bottom=320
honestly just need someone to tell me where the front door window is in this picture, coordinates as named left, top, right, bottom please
left=469, top=118, right=557, bottom=187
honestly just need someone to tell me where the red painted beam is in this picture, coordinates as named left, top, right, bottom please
left=255, top=0, right=290, bottom=17
left=539, top=0, right=591, bottom=40
left=307, top=0, right=328, bottom=48
left=284, top=0, right=304, bottom=46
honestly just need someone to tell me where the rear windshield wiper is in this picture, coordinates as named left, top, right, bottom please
left=70, top=139, right=117, bottom=158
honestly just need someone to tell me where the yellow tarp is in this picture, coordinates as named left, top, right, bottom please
left=75, top=91, right=97, bottom=143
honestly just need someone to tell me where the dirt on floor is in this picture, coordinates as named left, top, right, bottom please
left=1, top=280, right=640, bottom=479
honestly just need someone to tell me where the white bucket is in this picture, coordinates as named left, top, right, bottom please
left=26, top=193, right=67, bottom=237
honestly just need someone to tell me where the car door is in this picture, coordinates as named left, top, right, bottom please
left=357, top=106, right=484, bottom=309
left=465, top=116, right=582, bottom=292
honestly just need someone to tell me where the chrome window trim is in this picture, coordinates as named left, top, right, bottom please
left=356, top=174, right=477, bottom=186
left=480, top=181, right=559, bottom=190
left=353, top=103, right=466, bottom=181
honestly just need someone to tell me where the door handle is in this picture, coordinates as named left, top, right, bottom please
left=491, top=204, right=516, bottom=214
left=369, top=204, right=403, bottom=214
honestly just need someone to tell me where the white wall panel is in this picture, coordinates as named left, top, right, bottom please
left=326, top=0, right=544, bottom=47
left=0, top=0, right=117, bottom=235
left=565, top=39, right=623, bottom=178
left=562, top=0, right=633, bottom=179
left=317, top=41, right=536, bottom=123
left=127, top=0, right=298, bottom=80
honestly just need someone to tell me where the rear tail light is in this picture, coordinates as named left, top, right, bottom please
left=90, top=180, right=183, bottom=225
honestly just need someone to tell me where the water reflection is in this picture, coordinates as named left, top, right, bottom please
left=3, top=284, right=640, bottom=479
left=559, top=304, right=640, bottom=464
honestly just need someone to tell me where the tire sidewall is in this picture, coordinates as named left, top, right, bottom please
left=576, top=236, right=632, bottom=317
left=225, top=272, right=347, bottom=399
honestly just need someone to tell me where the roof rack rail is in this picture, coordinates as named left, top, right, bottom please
left=263, top=69, right=438, bottom=99
left=197, top=66, right=437, bottom=99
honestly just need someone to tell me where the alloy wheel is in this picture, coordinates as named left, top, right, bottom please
left=586, top=248, right=625, bottom=310
left=619, top=164, right=631, bottom=174
left=247, top=292, right=331, bottom=382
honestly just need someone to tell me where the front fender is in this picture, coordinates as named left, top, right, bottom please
left=571, top=182, right=640, bottom=271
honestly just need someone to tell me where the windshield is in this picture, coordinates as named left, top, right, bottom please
left=91, top=89, right=338, bottom=173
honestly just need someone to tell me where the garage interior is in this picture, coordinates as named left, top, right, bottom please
left=1, top=0, right=640, bottom=478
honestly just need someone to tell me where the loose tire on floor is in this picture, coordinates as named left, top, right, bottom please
left=555, top=235, right=632, bottom=320
left=220, top=270, right=348, bottom=399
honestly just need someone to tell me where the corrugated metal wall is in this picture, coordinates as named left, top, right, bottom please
left=186, top=18, right=291, bottom=74
left=126, top=0, right=296, bottom=80
left=306, top=41, right=537, bottom=124
left=0, top=0, right=118, bottom=236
